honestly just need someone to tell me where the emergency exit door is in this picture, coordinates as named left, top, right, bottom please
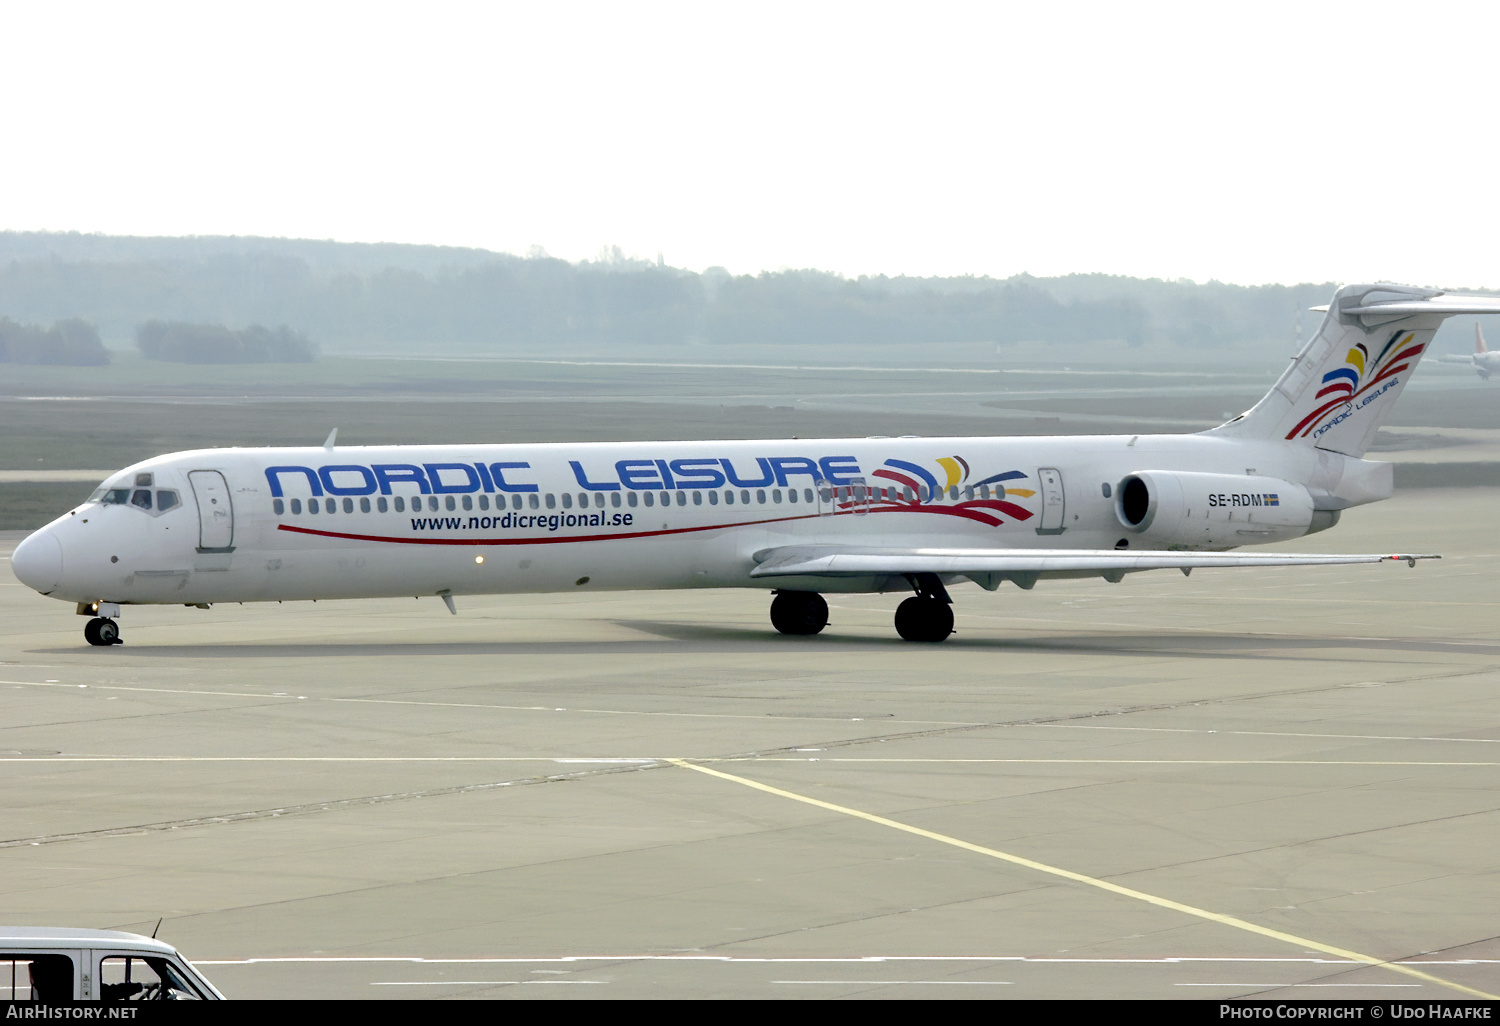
left=189, top=470, right=235, bottom=552
left=1035, top=467, right=1066, bottom=535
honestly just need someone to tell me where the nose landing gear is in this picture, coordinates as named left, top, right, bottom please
left=83, top=617, right=121, bottom=647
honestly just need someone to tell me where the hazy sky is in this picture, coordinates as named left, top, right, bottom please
left=4, top=1, right=1498, bottom=286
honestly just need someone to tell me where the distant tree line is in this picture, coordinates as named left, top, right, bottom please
left=0, top=317, right=109, bottom=365
left=0, top=232, right=1338, bottom=356
left=136, top=321, right=316, bottom=363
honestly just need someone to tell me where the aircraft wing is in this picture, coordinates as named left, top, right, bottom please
left=749, top=546, right=1438, bottom=586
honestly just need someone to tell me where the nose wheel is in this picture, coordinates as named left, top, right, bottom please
left=83, top=617, right=121, bottom=647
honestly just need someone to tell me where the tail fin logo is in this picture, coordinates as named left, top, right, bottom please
left=1288, top=330, right=1424, bottom=440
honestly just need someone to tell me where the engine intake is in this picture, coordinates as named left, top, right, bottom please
left=1113, top=470, right=1316, bottom=548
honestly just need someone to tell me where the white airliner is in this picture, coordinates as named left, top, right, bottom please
left=11, top=283, right=1499, bottom=646
left=1439, top=323, right=1500, bottom=378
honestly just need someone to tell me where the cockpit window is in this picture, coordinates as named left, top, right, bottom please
left=135, top=473, right=153, bottom=487
left=95, top=480, right=181, bottom=516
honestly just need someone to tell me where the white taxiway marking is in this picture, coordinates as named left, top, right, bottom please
left=0, top=756, right=1492, bottom=768
left=773, top=980, right=1013, bottom=986
left=371, top=980, right=604, bottom=986
left=190, top=956, right=1500, bottom=966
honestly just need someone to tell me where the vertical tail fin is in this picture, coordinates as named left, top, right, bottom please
left=1477, top=323, right=1489, bottom=354
left=1211, top=283, right=1500, bottom=457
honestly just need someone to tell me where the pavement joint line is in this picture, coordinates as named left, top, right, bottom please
left=11, top=675, right=1500, bottom=748
left=0, top=680, right=976, bottom=727
left=666, top=757, right=1499, bottom=1001
left=0, top=761, right=661, bottom=849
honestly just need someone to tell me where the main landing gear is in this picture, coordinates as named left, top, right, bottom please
left=83, top=617, right=121, bottom=647
left=770, top=591, right=829, bottom=635
left=767, top=574, right=956, bottom=643
left=894, top=573, right=954, bottom=643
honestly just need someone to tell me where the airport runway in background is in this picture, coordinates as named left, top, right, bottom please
left=1, top=490, right=1498, bottom=999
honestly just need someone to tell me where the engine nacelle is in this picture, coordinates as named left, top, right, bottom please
left=1114, top=471, right=1317, bottom=548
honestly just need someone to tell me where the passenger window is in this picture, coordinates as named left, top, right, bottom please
left=326, top=498, right=337, bottom=514
left=343, top=498, right=354, bottom=513
left=135, top=473, right=153, bottom=487
left=360, top=497, right=371, bottom=513
left=513, top=495, right=524, bottom=510
left=694, top=491, right=704, bottom=505
left=131, top=489, right=153, bottom=510
left=99, top=955, right=203, bottom=1001
left=644, top=493, right=655, bottom=507
left=804, top=488, right=814, bottom=503
left=676, top=492, right=687, bottom=506
left=424, top=496, right=435, bottom=512
left=528, top=494, right=539, bottom=509
left=288, top=498, right=301, bottom=514
left=461, top=495, right=471, bottom=511
left=478, top=495, right=488, bottom=511
left=593, top=493, right=604, bottom=508
left=394, top=496, right=405, bottom=512
left=2, top=954, right=73, bottom=1000
left=156, top=490, right=180, bottom=511
left=964, top=486, right=974, bottom=501
left=627, top=492, right=638, bottom=507
left=445, top=496, right=456, bottom=511
left=580, top=493, right=590, bottom=508
left=720, top=490, right=729, bottom=504
left=273, top=499, right=285, bottom=515
left=771, top=489, right=781, bottom=503
left=308, top=498, right=319, bottom=514
left=756, top=489, right=766, bottom=504
left=378, top=497, right=388, bottom=512
left=545, top=493, right=556, bottom=509
left=741, top=490, right=750, bottom=504
left=611, top=493, right=621, bottom=508
left=562, top=493, right=573, bottom=509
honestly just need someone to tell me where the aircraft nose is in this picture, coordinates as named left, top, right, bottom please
left=11, top=530, right=63, bottom=594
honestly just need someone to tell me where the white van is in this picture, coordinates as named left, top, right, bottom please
left=1, top=927, right=224, bottom=1001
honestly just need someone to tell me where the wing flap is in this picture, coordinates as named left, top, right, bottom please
left=749, top=546, right=1438, bottom=579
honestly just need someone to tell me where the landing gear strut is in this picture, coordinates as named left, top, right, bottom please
left=83, top=617, right=121, bottom=647
left=895, top=573, right=954, bottom=642
left=769, top=591, right=829, bottom=635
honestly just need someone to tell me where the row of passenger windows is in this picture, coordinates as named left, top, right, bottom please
left=270, top=483, right=1005, bottom=517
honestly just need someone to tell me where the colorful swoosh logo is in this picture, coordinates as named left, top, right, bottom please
left=1288, top=330, right=1423, bottom=440
left=862, top=457, right=1036, bottom=527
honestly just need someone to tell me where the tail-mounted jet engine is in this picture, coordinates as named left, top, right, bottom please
left=1114, top=470, right=1327, bottom=549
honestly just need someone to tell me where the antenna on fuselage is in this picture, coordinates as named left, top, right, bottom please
left=323, top=428, right=338, bottom=450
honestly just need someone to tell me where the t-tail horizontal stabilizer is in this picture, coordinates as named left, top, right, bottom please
left=1213, top=284, right=1500, bottom=457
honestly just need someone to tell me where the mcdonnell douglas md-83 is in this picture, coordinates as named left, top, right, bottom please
left=11, top=283, right=1499, bottom=646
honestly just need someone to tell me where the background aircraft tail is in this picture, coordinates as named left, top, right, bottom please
left=1211, top=283, right=1500, bottom=457
left=1478, top=323, right=1489, bottom=354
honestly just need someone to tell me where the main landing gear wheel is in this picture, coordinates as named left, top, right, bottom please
left=894, top=597, right=953, bottom=643
left=83, top=617, right=120, bottom=647
left=769, top=591, right=829, bottom=636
